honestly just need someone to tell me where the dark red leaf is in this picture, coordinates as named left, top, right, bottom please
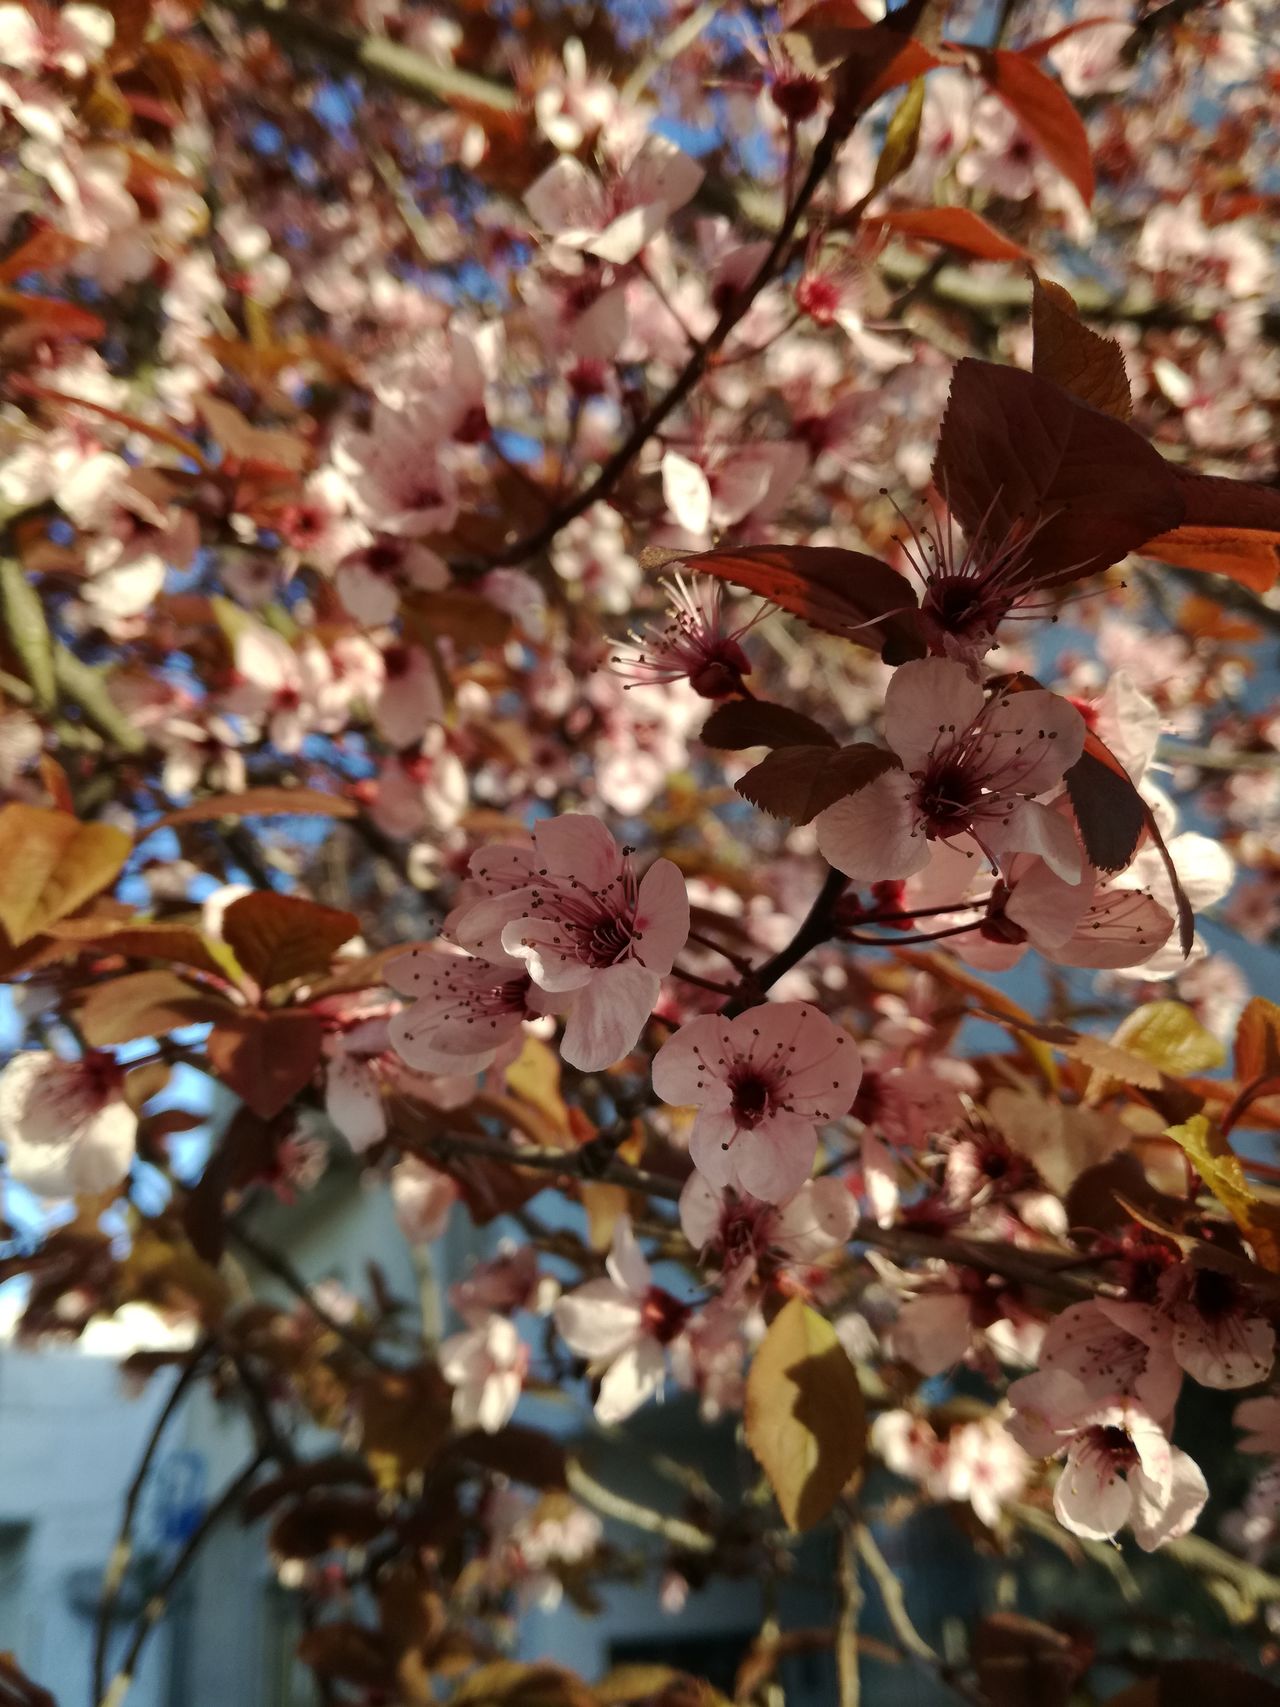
left=681, top=545, right=923, bottom=661
left=737, top=743, right=901, bottom=824
left=933, top=359, right=1184, bottom=585
left=1140, top=467, right=1280, bottom=592
left=700, top=700, right=838, bottom=750
left=972, top=47, right=1095, bottom=205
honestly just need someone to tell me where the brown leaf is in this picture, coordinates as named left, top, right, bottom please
left=1236, top=998, right=1280, bottom=1084
left=736, top=743, right=901, bottom=825
left=933, top=360, right=1183, bottom=587
left=449, top=1662, right=599, bottom=1707
left=355, top=1362, right=452, bottom=1493
left=973, top=48, right=1094, bottom=204
left=296, top=1622, right=394, bottom=1689
left=403, top=587, right=513, bottom=649
left=1064, top=744, right=1145, bottom=872
left=1031, top=275, right=1131, bottom=420
left=47, top=916, right=239, bottom=981
left=221, top=892, right=359, bottom=989
left=0, top=805, right=131, bottom=945
left=874, top=205, right=1031, bottom=262
left=972, top=1613, right=1086, bottom=1707
left=195, top=394, right=309, bottom=472
left=141, top=786, right=356, bottom=836
left=681, top=545, right=923, bottom=661
left=206, top=1010, right=324, bottom=1118
left=698, top=699, right=837, bottom=750
left=451, top=1425, right=569, bottom=1490
left=76, top=969, right=232, bottom=1046
left=270, top=1493, right=386, bottom=1561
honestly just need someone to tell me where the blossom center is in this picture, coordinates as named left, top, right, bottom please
left=917, top=758, right=979, bottom=836
left=729, top=1069, right=775, bottom=1130
left=641, top=1286, right=690, bottom=1345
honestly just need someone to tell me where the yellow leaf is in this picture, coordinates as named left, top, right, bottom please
left=744, top=1297, right=864, bottom=1532
left=1166, top=1115, right=1280, bottom=1271
left=503, top=1035, right=571, bottom=1138
left=0, top=804, right=130, bottom=945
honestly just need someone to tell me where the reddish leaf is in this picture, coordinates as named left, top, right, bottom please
left=680, top=546, right=923, bottom=661
left=206, top=1010, right=325, bottom=1118
left=700, top=700, right=837, bottom=750
left=933, top=359, right=1183, bottom=585
left=1064, top=745, right=1144, bottom=873
left=221, top=891, right=359, bottom=989
left=737, top=743, right=901, bottom=824
left=972, top=48, right=1094, bottom=205
left=874, top=205, right=1031, bottom=263
left=1031, top=275, right=1131, bottom=421
left=0, top=291, right=106, bottom=345
left=76, top=969, right=232, bottom=1046
left=0, top=227, right=79, bottom=286
left=47, top=916, right=237, bottom=980
left=1139, top=468, right=1280, bottom=592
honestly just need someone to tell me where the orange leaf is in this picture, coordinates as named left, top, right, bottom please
left=0, top=805, right=131, bottom=945
left=874, top=205, right=1031, bottom=263
left=973, top=48, right=1094, bottom=205
left=1031, top=274, right=1132, bottom=420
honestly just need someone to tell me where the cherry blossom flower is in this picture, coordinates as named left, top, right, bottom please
left=0, top=1050, right=136, bottom=1198
left=814, top=659, right=1086, bottom=885
left=390, top=1156, right=460, bottom=1244
left=525, top=136, right=703, bottom=267
left=0, top=3, right=114, bottom=79
left=554, top=1216, right=689, bottom=1424
left=1007, top=1371, right=1207, bottom=1550
left=1155, top=1262, right=1276, bottom=1389
left=652, top=1001, right=861, bottom=1203
left=335, top=536, right=448, bottom=627
left=386, top=946, right=546, bottom=1078
left=440, top=1315, right=528, bottom=1434
left=451, top=814, right=689, bottom=1071
left=450, top=1243, right=555, bottom=1326
left=322, top=1010, right=394, bottom=1152
left=332, top=406, right=459, bottom=539
left=373, top=643, right=445, bottom=747
left=610, top=574, right=763, bottom=699
left=1008, top=1299, right=1183, bottom=1421
left=872, top=1409, right=1032, bottom=1530
left=678, top=1172, right=855, bottom=1299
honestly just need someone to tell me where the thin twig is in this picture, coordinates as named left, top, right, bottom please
left=92, top=1341, right=211, bottom=1706
left=855, top=1525, right=939, bottom=1663
left=97, top=1453, right=267, bottom=1707
left=565, top=1457, right=716, bottom=1555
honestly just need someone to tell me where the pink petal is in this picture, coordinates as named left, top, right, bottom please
left=1050, top=883, right=1174, bottom=969
left=653, top=1014, right=734, bottom=1109
left=971, top=688, right=1085, bottom=797
left=732, top=1112, right=817, bottom=1204
left=1054, top=1440, right=1134, bottom=1542
left=559, top=960, right=659, bottom=1070
left=1130, top=1447, right=1207, bottom=1551
left=596, top=1338, right=666, bottom=1424
left=531, top=811, right=621, bottom=888
left=632, top=857, right=690, bottom=974
left=883, top=658, right=985, bottom=771
left=815, top=768, right=928, bottom=882
left=554, top=1279, right=642, bottom=1360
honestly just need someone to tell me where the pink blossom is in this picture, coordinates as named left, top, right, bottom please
left=333, top=406, right=459, bottom=539
left=553, top=1215, right=689, bottom=1424
left=0, top=1050, right=136, bottom=1198
left=373, top=643, right=445, bottom=747
left=451, top=814, right=689, bottom=1071
left=1009, top=1299, right=1183, bottom=1420
left=451, top=1243, right=552, bottom=1327
left=440, top=1315, right=528, bottom=1434
left=322, top=1012, right=394, bottom=1152
left=525, top=135, right=703, bottom=267
left=815, top=659, right=1085, bottom=885
left=389, top=1155, right=460, bottom=1244
left=1155, top=1262, right=1276, bottom=1389
left=652, top=1001, right=862, bottom=1203
left=610, top=573, right=762, bottom=699
left=1007, top=1372, right=1207, bottom=1550
left=872, top=1409, right=1031, bottom=1530
left=0, top=3, right=115, bottom=77
left=678, top=1172, right=855, bottom=1298
left=386, top=946, right=546, bottom=1077
left=335, top=536, right=448, bottom=627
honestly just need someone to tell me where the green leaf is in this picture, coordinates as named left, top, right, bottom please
left=872, top=77, right=926, bottom=193
left=52, top=645, right=146, bottom=753
left=0, top=559, right=56, bottom=711
left=1109, top=1001, right=1224, bottom=1077
left=745, top=1297, right=865, bottom=1532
